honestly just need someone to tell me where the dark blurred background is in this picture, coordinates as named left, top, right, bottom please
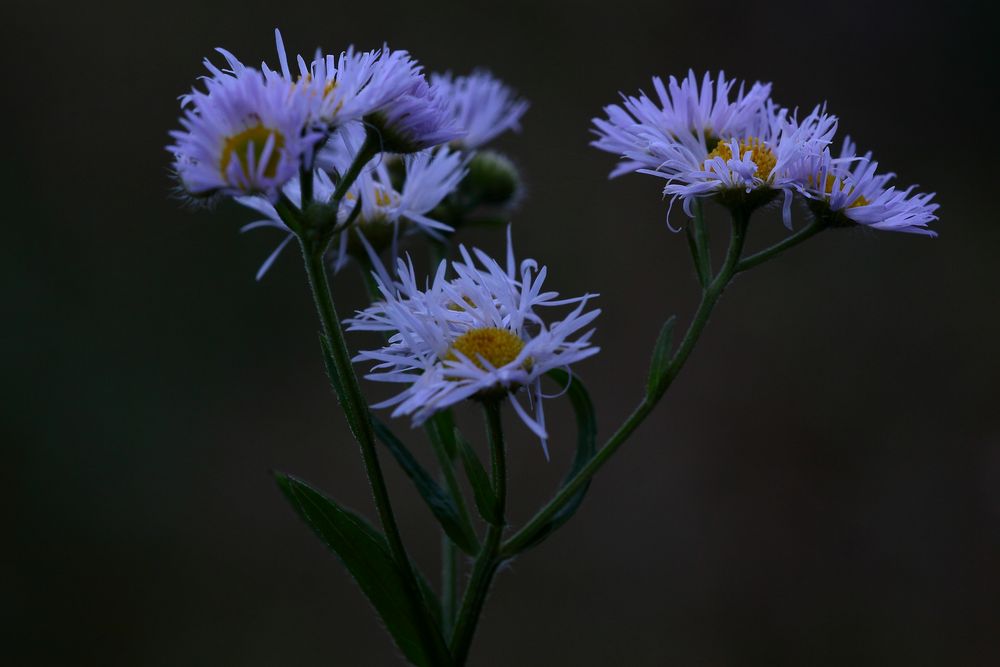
left=6, top=0, right=998, bottom=664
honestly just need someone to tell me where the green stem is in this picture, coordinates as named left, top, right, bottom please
left=450, top=400, right=507, bottom=665
left=736, top=218, right=826, bottom=273
left=299, top=161, right=314, bottom=208
left=425, top=421, right=472, bottom=635
left=357, top=255, right=469, bottom=641
left=331, top=135, right=379, bottom=210
left=299, top=242, right=452, bottom=666
left=500, top=209, right=751, bottom=558
left=424, top=418, right=475, bottom=639
left=441, top=532, right=459, bottom=634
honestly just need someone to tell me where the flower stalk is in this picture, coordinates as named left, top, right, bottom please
left=298, top=239, right=452, bottom=665
left=501, top=205, right=750, bottom=557
left=450, top=399, right=507, bottom=664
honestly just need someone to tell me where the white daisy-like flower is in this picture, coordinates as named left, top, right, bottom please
left=592, top=70, right=773, bottom=178
left=797, top=138, right=939, bottom=236
left=270, top=30, right=424, bottom=129
left=430, top=70, right=529, bottom=149
left=168, top=49, right=320, bottom=200
left=346, top=230, right=600, bottom=455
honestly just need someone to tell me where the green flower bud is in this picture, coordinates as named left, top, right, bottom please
left=463, top=150, right=522, bottom=208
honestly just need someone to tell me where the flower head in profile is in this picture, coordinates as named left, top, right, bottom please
left=271, top=30, right=424, bottom=129
left=431, top=70, right=529, bottom=149
left=365, top=79, right=464, bottom=153
left=592, top=70, right=773, bottom=177
left=592, top=71, right=838, bottom=225
left=347, top=230, right=600, bottom=455
left=798, top=138, right=939, bottom=236
left=168, top=49, right=320, bottom=200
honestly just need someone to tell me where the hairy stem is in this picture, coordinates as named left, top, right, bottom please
left=300, top=241, right=451, bottom=665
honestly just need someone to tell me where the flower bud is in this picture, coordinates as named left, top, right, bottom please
left=462, top=150, right=522, bottom=208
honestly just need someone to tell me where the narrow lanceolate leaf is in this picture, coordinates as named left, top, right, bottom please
left=275, top=473, right=445, bottom=667
left=516, top=369, right=598, bottom=552
left=457, top=430, right=501, bottom=526
left=647, top=315, right=677, bottom=397
left=426, top=410, right=458, bottom=460
left=372, top=418, right=479, bottom=555
left=318, top=334, right=365, bottom=442
left=686, top=224, right=708, bottom=288
left=688, top=198, right=712, bottom=288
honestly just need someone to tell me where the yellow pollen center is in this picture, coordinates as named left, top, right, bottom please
left=373, top=187, right=394, bottom=207
left=447, top=327, right=526, bottom=370
left=813, top=173, right=869, bottom=208
left=345, top=187, right=396, bottom=214
left=220, top=124, right=285, bottom=180
left=706, top=137, right=777, bottom=179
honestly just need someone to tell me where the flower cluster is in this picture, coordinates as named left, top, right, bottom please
left=592, top=70, right=938, bottom=234
left=347, top=229, right=600, bottom=454
left=169, top=39, right=944, bottom=663
left=168, top=30, right=530, bottom=277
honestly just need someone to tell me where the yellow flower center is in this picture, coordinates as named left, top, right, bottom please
left=345, top=186, right=397, bottom=214
left=812, top=173, right=869, bottom=208
left=373, top=187, right=394, bottom=207
left=706, top=137, right=777, bottom=180
left=447, top=327, right=526, bottom=370
left=220, top=124, right=285, bottom=181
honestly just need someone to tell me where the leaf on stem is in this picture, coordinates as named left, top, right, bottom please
left=646, top=315, right=677, bottom=397
left=513, top=369, right=598, bottom=552
left=457, top=430, right=502, bottom=526
left=426, top=411, right=459, bottom=460
left=372, top=418, right=479, bottom=555
left=687, top=199, right=712, bottom=288
left=274, top=473, right=441, bottom=667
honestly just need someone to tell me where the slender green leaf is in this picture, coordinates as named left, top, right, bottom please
left=275, top=473, right=442, bottom=666
left=688, top=198, right=712, bottom=287
left=372, top=419, right=479, bottom=554
left=646, top=315, right=677, bottom=397
left=426, top=411, right=458, bottom=459
left=686, top=224, right=708, bottom=288
left=457, top=430, right=501, bottom=526
left=515, top=369, right=598, bottom=552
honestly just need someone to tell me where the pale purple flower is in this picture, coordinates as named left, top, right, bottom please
left=592, top=70, right=773, bottom=177
left=366, top=79, right=464, bottom=153
left=346, top=230, right=600, bottom=455
left=168, top=48, right=320, bottom=200
left=431, top=70, right=529, bottom=149
left=797, top=138, right=939, bottom=235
